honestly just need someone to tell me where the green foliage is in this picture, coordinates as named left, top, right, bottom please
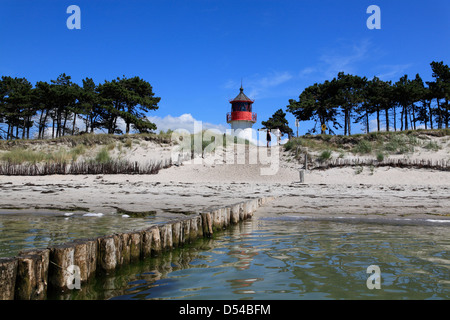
left=353, top=140, right=372, bottom=154
left=95, top=148, right=111, bottom=164
left=318, top=150, right=332, bottom=162
left=0, top=149, right=48, bottom=164
left=286, top=61, right=450, bottom=136
left=0, top=74, right=160, bottom=140
left=124, top=139, right=133, bottom=148
left=261, top=109, right=294, bottom=138
left=376, top=152, right=385, bottom=162
left=423, top=141, right=441, bottom=151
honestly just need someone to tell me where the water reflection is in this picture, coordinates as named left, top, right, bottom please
left=0, top=211, right=159, bottom=257
left=49, top=218, right=450, bottom=300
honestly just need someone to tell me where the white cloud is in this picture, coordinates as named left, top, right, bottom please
left=147, top=113, right=228, bottom=134
left=318, top=39, right=371, bottom=78
left=224, top=71, right=294, bottom=100
left=246, top=71, right=293, bottom=99
left=375, top=64, right=412, bottom=81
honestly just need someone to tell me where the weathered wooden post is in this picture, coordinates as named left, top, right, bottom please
left=0, top=257, right=18, bottom=300
left=16, top=248, right=49, bottom=300
left=201, top=212, right=213, bottom=237
left=171, top=221, right=181, bottom=248
left=150, top=226, right=161, bottom=256
left=159, top=223, right=173, bottom=251
left=230, top=204, right=240, bottom=225
left=118, top=232, right=131, bottom=266
left=141, top=228, right=153, bottom=259
left=223, top=207, right=231, bottom=228
left=212, top=209, right=223, bottom=231
left=15, top=254, right=41, bottom=300
left=72, top=238, right=97, bottom=283
left=48, top=244, right=75, bottom=290
left=129, top=232, right=142, bottom=263
left=238, top=202, right=245, bottom=221
left=97, top=236, right=117, bottom=272
left=189, top=215, right=201, bottom=241
left=181, top=218, right=190, bottom=244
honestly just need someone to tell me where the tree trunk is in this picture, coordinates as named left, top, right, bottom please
left=347, top=110, right=351, bottom=135
left=62, top=113, right=68, bottom=136
left=404, top=105, right=408, bottom=130
left=385, top=108, right=389, bottom=132
left=344, top=110, right=348, bottom=135
left=52, top=117, right=55, bottom=138
left=72, top=113, right=77, bottom=135
left=437, top=98, right=442, bottom=129
left=366, top=112, right=370, bottom=133
left=428, top=102, right=434, bottom=129
left=393, top=106, right=397, bottom=131
left=376, top=108, right=380, bottom=132
left=445, top=98, right=449, bottom=128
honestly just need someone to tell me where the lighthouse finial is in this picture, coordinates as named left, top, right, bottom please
left=240, top=78, right=243, bottom=92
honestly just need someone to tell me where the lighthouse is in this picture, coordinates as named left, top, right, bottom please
left=226, top=85, right=257, bottom=131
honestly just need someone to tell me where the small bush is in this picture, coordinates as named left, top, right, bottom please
left=284, top=138, right=302, bottom=151
left=318, top=150, right=332, bottom=162
left=70, top=145, right=86, bottom=161
left=423, top=141, right=441, bottom=151
left=124, top=139, right=132, bottom=148
left=376, top=152, right=385, bottom=162
left=383, top=135, right=413, bottom=154
left=354, top=166, right=363, bottom=175
left=354, top=140, right=372, bottom=154
left=95, top=148, right=111, bottom=164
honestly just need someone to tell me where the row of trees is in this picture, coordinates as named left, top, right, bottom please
left=0, top=74, right=160, bottom=140
left=286, top=61, right=450, bottom=135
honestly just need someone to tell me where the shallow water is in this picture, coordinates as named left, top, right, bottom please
left=0, top=211, right=162, bottom=257
left=51, top=217, right=450, bottom=300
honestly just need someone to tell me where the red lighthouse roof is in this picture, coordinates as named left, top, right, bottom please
left=229, top=86, right=254, bottom=103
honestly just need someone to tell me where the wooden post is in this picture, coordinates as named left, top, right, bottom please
left=159, top=223, right=173, bottom=251
left=118, top=233, right=131, bottom=266
left=17, top=248, right=49, bottom=300
left=171, top=221, right=181, bottom=248
left=150, top=226, right=161, bottom=256
left=141, top=228, right=153, bottom=259
left=0, top=257, right=18, bottom=300
left=299, top=169, right=305, bottom=183
left=223, top=207, right=231, bottom=228
left=212, top=209, right=223, bottom=231
left=97, top=236, right=117, bottom=272
left=201, top=212, right=213, bottom=237
left=230, top=204, right=240, bottom=224
left=72, top=239, right=97, bottom=283
left=15, top=254, right=40, bottom=300
left=129, top=232, right=141, bottom=263
left=181, top=218, right=190, bottom=244
left=189, top=216, right=201, bottom=241
left=238, top=203, right=245, bottom=221
left=48, top=244, right=75, bottom=290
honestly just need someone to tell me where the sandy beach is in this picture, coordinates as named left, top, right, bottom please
left=1, top=139, right=449, bottom=222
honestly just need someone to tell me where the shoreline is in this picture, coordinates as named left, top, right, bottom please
left=1, top=166, right=449, bottom=221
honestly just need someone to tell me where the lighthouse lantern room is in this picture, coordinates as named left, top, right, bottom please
left=226, top=85, right=257, bottom=131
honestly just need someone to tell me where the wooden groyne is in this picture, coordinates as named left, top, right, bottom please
left=312, top=158, right=450, bottom=171
left=0, top=196, right=274, bottom=300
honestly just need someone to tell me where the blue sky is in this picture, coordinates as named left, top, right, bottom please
left=1, top=0, right=449, bottom=136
